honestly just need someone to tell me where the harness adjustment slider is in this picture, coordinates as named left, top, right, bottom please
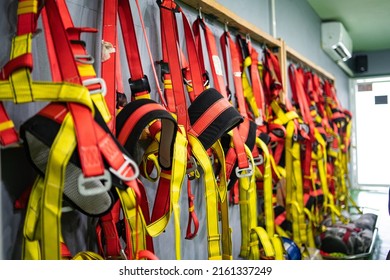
left=128, top=75, right=151, bottom=95
left=78, top=169, right=112, bottom=196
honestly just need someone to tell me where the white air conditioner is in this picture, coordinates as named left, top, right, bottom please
left=321, top=21, right=353, bottom=62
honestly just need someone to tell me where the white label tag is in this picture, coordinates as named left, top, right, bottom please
left=212, top=55, right=223, bottom=76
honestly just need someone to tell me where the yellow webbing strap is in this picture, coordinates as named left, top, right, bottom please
left=22, top=176, right=43, bottom=260
left=188, top=133, right=223, bottom=260
left=211, top=140, right=232, bottom=260
left=248, top=227, right=275, bottom=260
left=256, top=138, right=285, bottom=259
left=116, top=187, right=147, bottom=259
left=169, top=128, right=188, bottom=259
left=271, top=235, right=285, bottom=260
left=255, top=138, right=274, bottom=237
left=303, top=208, right=316, bottom=249
left=291, top=140, right=307, bottom=246
left=17, top=0, right=38, bottom=15
left=242, top=56, right=260, bottom=119
left=237, top=144, right=282, bottom=259
left=72, top=251, right=104, bottom=260
left=21, top=114, right=76, bottom=260
left=283, top=119, right=305, bottom=247
left=237, top=145, right=256, bottom=258
left=137, top=126, right=188, bottom=259
left=41, top=113, right=77, bottom=259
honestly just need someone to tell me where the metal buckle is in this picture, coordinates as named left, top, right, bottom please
left=187, top=156, right=198, bottom=180
left=235, top=161, right=253, bottom=178
left=78, top=169, right=112, bottom=196
left=83, top=77, right=107, bottom=96
left=109, top=154, right=140, bottom=182
left=253, top=155, right=264, bottom=166
left=75, top=53, right=95, bottom=65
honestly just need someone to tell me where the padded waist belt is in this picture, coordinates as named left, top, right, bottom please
left=20, top=103, right=135, bottom=217
left=116, top=98, right=178, bottom=170
left=188, top=87, right=243, bottom=150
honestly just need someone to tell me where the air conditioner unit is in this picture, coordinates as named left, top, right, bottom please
left=321, top=21, right=353, bottom=62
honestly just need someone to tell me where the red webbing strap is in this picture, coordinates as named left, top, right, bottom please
left=180, top=13, right=207, bottom=99
left=101, top=0, right=118, bottom=132
left=192, top=17, right=227, bottom=98
left=247, top=41, right=266, bottom=123
left=0, top=103, right=19, bottom=146
left=98, top=200, right=122, bottom=258
left=17, top=0, right=39, bottom=35
left=263, top=48, right=289, bottom=107
left=311, top=73, right=331, bottom=133
left=45, top=0, right=105, bottom=178
left=220, top=31, right=247, bottom=118
left=118, top=0, right=150, bottom=101
left=288, top=66, right=312, bottom=128
left=41, top=7, right=61, bottom=82
left=159, top=28, right=177, bottom=113
left=159, top=2, right=189, bottom=129
left=0, top=53, right=33, bottom=80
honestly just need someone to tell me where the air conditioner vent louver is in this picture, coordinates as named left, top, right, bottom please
left=333, top=44, right=351, bottom=61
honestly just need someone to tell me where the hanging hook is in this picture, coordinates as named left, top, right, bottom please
left=224, top=21, right=229, bottom=33
left=198, top=6, right=203, bottom=20
left=245, top=33, right=251, bottom=44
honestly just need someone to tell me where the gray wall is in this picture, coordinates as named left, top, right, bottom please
left=1, top=0, right=352, bottom=260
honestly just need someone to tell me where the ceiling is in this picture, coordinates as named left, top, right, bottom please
left=306, top=0, right=390, bottom=53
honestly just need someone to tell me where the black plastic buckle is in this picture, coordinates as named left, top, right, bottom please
left=157, top=60, right=170, bottom=82
left=128, top=75, right=151, bottom=95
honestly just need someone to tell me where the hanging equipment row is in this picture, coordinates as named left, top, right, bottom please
left=0, top=0, right=361, bottom=260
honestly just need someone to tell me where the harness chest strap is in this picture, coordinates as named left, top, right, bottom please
left=100, top=0, right=118, bottom=132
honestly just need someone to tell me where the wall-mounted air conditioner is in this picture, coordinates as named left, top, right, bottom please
left=321, top=21, right=353, bottom=62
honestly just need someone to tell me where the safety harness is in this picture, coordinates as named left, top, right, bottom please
left=157, top=0, right=246, bottom=260
left=3, top=0, right=139, bottom=260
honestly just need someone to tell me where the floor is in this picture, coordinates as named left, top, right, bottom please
left=349, top=186, right=390, bottom=260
